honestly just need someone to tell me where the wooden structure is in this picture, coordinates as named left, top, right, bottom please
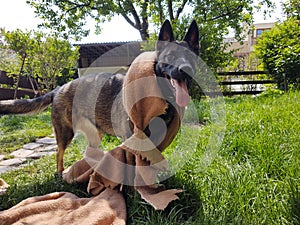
left=217, top=71, right=275, bottom=96
left=0, top=71, right=40, bottom=100
left=75, top=42, right=142, bottom=76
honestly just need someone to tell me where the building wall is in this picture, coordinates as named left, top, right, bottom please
left=224, top=22, right=274, bottom=70
left=224, top=22, right=274, bottom=56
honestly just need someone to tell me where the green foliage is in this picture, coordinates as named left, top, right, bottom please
left=56, top=68, right=78, bottom=86
left=27, top=0, right=117, bottom=41
left=1, top=92, right=300, bottom=224
left=255, top=18, right=300, bottom=91
left=283, top=0, right=300, bottom=20
left=27, top=0, right=275, bottom=70
left=26, top=33, right=79, bottom=91
left=0, top=29, right=79, bottom=92
left=0, top=29, right=31, bottom=75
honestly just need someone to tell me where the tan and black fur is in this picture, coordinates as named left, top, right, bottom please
left=0, top=20, right=199, bottom=174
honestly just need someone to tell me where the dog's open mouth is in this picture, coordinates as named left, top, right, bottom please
left=163, top=72, right=190, bottom=107
left=171, top=78, right=190, bottom=107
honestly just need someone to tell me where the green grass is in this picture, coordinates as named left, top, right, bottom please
left=0, top=91, right=299, bottom=224
left=0, top=108, right=53, bottom=154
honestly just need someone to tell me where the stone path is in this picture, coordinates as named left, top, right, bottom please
left=0, top=137, right=57, bottom=174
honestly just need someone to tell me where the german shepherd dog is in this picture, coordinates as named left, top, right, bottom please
left=0, top=20, right=199, bottom=174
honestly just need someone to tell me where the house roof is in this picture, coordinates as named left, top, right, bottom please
left=75, top=41, right=142, bottom=68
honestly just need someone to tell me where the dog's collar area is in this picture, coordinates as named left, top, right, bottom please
left=163, top=72, right=171, bottom=80
left=160, top=102, right=175, bottom=126
left=155, top=69, right=176, bottom=104
left=142, top=103, right=175, bottom=140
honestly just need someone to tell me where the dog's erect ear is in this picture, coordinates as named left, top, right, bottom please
left=158, top=20, right=175, bottom=42
left=183, top=20, right=199, bottom=55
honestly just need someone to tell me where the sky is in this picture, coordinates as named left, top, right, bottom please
left=0, top=0, right=283, bottom=44
left=0, top=0, right=141, bottom=43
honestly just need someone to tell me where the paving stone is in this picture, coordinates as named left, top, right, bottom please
left=23, top=143, right=43, bottom=150
left=37, top=145, right=58, bottom=152
left=10, top=149, right=34, bottom=158
left=0, top=166, right=12, bottom=174
left=0, top=136, right=59, bottom=174
left=0, top=158, right=27, bottom=166
left=27, top=151, right=55, bottom=159
left=36, top=137, right=57, bottom=145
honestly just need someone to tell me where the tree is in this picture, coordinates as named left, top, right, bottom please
left=283, top=0, right=300, bottom=20
left=0, top=29, right=79, bottom=93
left=26, top=33, right=79, bottom=91
left=0, top=32, right=19, bottom=71
left=0, top=29, right=34, bottom=98
left=27, top=0, right=275, bottom=69
left=254, top=18, right=300, bottom=91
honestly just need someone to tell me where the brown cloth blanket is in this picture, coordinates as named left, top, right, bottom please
left=0, top=51, right=185, bottom=224
left=0, top=189, right=126, bottom=225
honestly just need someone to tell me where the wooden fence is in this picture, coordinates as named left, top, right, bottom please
left=0, top=70, right=275, bottom=100
left=0, top=71, right=40, bottom=100
left=217, top=71, right=275, bottom=96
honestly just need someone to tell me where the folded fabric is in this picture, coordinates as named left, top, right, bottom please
left=0, top=189, right=126, bottom=225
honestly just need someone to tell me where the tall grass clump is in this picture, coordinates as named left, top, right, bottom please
left=166, top=91, right=300, bottom=224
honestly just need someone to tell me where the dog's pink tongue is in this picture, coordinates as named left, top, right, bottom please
left=172, top=79, right=190, bottom=107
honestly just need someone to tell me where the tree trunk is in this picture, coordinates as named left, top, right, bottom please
left=139, top=22, right=149, bottom=40
left=14, top=53, right=26, bottom=99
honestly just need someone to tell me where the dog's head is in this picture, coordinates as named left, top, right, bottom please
left=155, top=20, right=199, bottom=108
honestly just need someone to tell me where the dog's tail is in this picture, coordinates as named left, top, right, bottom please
left=0, top=87, right=60, bottom=115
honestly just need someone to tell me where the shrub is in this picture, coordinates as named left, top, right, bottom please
left=255, top=18, right=300, bottom=91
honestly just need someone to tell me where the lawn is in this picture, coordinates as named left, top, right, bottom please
left=0, top=110, right=53, bottom=154
left=0, top=91, right=299, bottom=224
